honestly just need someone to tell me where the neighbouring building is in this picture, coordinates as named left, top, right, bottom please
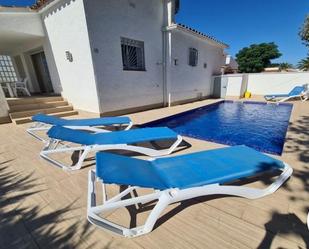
left=264, top=67, right=281, bottom=73
left=223, top=54, right=238, bottom=74
left=0, top=0, right=228, bottom=116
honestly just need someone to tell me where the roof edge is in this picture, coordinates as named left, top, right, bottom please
left=169, top=23, right=229, bottom=49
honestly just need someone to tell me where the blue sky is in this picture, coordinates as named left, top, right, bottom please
left=1, top=0, right=308, bottom=65
left=0, top=0, right=35, bottom=6
left=176, top=0, right=308, bottom=65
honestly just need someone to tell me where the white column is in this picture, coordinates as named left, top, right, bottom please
left=20, top=53, right=37, bottom=93
left=0, top=86, right=10, bottom=123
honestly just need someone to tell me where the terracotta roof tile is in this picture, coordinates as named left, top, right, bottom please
left=30, top=0, right=51, bottom=10
left=177, top=23, right=228, bottom=48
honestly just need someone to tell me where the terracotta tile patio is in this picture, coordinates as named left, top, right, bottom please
left=0, top=97, right=308, bottom=249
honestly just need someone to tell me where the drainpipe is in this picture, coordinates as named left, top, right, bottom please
left=162, top=0, right=173, bottom=107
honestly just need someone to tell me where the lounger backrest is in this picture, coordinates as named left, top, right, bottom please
left=48, top=125, right=95, bottom=145
left=289, top=86, right=305, bottom=96
left=96, top=152, right=168, bottom=190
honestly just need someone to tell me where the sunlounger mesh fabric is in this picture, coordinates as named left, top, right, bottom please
left=96, top=145, right=285, bottom=190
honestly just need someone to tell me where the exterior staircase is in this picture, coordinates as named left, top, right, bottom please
left=7, top=96, right=78, bottom=124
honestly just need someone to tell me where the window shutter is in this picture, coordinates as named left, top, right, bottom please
left=189, top=48, right=198, bottom=67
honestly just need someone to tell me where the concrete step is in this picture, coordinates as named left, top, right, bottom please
left=10, top=105, right=74, bottom=119
left=7, top=96, right=63, bottom=106
left=13, top=110, right=79, bottom=124
left=9, top=100, right=69, bottom=112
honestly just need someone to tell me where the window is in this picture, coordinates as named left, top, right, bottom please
left=188, top=48, right=198, bottom=67
left=0, top=55, right=18, bottom=83
left=121, top=37, right=145, bottom=71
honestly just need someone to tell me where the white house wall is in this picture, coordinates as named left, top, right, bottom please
left=170, top=30, right=224, bottom=103
left=84, top=0, right=165, bottom=114
left=42, top=0, right=100, bottom=113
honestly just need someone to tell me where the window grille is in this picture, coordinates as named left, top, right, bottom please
left=0, top=55, right=18, bottom=82
left=121, top=37, right=145, bottom=71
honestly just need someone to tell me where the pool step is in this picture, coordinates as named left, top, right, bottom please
left=9, top=100, right=69, bottom=112
left=8, top=96, right=78, bottom=124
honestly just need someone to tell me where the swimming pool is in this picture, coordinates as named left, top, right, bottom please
left=142, top=101, right=293, bottom=155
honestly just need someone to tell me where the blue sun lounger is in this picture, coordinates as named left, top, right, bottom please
left=264, top=84, right=308, bottom=102
left=40, top=125, right=182, bottom=171
left=27, top=113, right=133, bottom=142
left=87, top=145, right=292, bottom=237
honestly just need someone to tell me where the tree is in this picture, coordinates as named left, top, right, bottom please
left=297, top=57, right=309, bottom=71
left=236, top=42, right=282, bottom=73
left=298, top=15, right=309, bottom=71
left=299, top=15, right=309, bottom=47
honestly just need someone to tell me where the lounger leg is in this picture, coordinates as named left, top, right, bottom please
left=301, top=94, right=308, bottom=101
left=142, top=192, right=171, bottom=234
left=40, top=142, right=92, bottom=170
left=87, top=169, right=171, bottom=237
left=26, top=122, right=51, bottom=142
left=124, top=122, right=133, bottom=130
left=69, top=146, right=92, bottom=171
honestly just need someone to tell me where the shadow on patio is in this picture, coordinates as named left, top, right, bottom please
left=257, top=115, right=309, bottom=248
left=285, top=115, right=309, bottom=163
left=0, top=158, right=96, bottom=249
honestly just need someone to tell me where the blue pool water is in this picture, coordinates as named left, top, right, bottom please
left=143, top=101, right=293, bottom=155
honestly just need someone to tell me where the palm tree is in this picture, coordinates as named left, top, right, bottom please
left=297, top=57, right=309, bottom=71
left=299, top=15, right=309, bottom=47
left=279, top=62, right=293, bottom=71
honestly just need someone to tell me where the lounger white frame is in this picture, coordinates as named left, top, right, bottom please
left=265, top=93, right=308, bottom=102
left=265, top=84, right=309, bottom=102
left=87, top=162, right=292, bottom=238
left=40, top=135, right=183, bottom=171
left=27, top=121, right=133, bottom=143
left=277, top=92, right=308, bottom=102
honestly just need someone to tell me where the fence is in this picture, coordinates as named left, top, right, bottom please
left=216, top=71, right=309, bottom=97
